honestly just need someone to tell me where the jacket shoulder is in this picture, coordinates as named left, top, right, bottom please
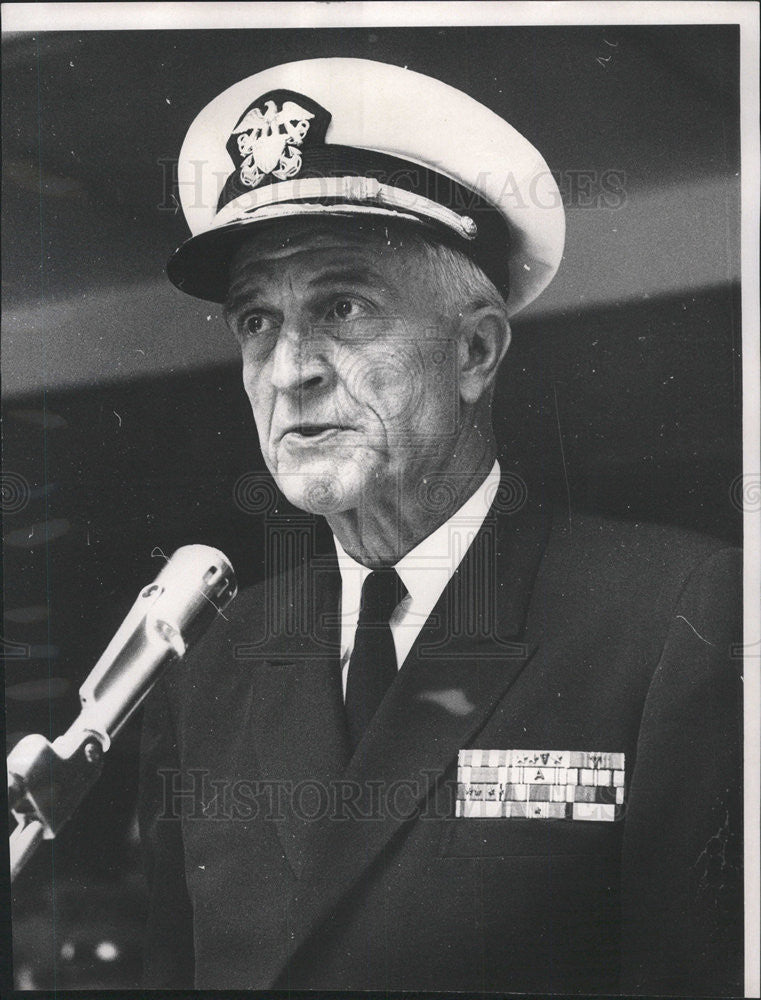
left=545, top=508, right=738, bottom=585
left=529, top=508, right=740, bottom=663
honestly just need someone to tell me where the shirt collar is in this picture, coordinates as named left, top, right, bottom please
left=333, top=460, right=501, bottom=607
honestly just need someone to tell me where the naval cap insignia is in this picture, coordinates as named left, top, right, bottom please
left=225, top=89, right=331, bottom=192
left=234, top=100, right=313, bottom=188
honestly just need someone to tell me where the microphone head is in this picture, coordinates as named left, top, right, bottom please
left=149, top=545, right=238, bottom=642
left=75, top=545, right=238, bottom=746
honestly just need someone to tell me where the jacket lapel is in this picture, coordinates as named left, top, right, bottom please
left=248, top=548, right=350, bottom=873
left=264, top=494, right=553, bottom=985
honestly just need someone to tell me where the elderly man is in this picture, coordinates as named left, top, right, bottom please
left=139, top=59, right=742, bottom=994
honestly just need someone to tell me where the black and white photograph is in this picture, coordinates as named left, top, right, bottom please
left=2, top=2, right=759, bottom=997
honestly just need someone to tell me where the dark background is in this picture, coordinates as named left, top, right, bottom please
left=2, top=25, right=741, bottom=991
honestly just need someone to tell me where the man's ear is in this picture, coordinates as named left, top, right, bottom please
left=457, top=306, right=511, bottom=404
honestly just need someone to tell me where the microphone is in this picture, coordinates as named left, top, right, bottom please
left=7, top=545, right=237, bottom=878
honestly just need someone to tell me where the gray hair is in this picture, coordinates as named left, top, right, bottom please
left=386, top=225, right=509, bottom=325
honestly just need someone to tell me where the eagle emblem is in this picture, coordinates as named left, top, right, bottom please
left=232, top=99, right=315, bottom=189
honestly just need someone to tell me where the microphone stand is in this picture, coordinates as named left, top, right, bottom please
left=7, top=545, right=237, bottom=881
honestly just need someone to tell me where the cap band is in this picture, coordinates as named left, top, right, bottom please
left=213, top=175, right=478, bottom=241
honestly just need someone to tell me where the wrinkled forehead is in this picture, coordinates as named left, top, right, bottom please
left=227, top=217, right=426, bottom=295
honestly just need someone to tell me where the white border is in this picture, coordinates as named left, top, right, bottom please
left=2, top=2, right=759, bottom=995
left=0, top=0, right=758, bottom=30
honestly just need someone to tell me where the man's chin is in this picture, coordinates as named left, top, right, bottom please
left=271, top=451, right=377, bottom=515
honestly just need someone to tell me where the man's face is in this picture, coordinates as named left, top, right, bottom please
left=225, top=222, right=462, bottom=515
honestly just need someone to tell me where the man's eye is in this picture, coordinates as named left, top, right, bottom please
left=327, top=298, right=365, bottom=322
left=242, top=313, right=276, bottom=337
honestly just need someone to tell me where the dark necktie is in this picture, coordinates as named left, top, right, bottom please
left=345, top=568, right=407, bottom=750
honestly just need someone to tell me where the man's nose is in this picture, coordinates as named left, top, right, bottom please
left=269, top=322, right=332, bottom=394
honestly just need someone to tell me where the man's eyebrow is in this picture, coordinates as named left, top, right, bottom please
left=223, top=263, right=387, bottom=318
left=223, top=287, right=265, bottom=320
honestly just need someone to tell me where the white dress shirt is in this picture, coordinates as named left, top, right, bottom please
left=334, top=460, right=501, bottom=698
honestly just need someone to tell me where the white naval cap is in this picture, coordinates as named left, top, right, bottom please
left=167, top=57, right=565, bottom=316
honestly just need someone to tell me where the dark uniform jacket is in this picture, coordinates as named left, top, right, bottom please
left=139, top=494, right=743, bottom=995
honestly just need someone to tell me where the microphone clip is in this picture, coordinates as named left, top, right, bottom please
left=8, top=731, right=104, bottom=841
